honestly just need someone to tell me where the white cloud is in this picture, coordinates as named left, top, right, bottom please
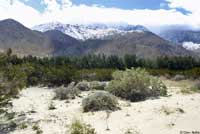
left=0, top=0, right=42, bottom=27
left=167, top=0, right=200, bottom=13
left=0, top=0, right=200, bottom=30
left=166, top=0, right=200, bottom=29
left=183, top=42, right=200, bottom=51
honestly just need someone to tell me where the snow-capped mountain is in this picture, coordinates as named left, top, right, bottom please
left=32, top=22, right=148, bottom=40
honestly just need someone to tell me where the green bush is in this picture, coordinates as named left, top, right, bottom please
left=54, top=82, right=80, bottom=100
left=90, top=81, right=107, bottom=90
left=106, top=68, right=167, bottom=102
left=75, top=81, right=90, bottom=91
left=43, top=65, right=75, bottom=87
left=68, top=119, right=96, bottom=134
left=0, top=65, right=27, bottom=102
left=191, top=81, right=200, bottom=92
left=82, top=91, right=119, bottom=112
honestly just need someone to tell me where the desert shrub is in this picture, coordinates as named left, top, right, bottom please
left=75, top=81, right=90, bottom=91
left=68, top=119, right=96, bottom=134
left=183, top=68, right=200, bottom=79
left=90, top=81, right=107, bottom=90
left=172, top=74, right=185, bottom=81
left=32, top=124, right=43, bottom=134
left=54, top=82, right=80, bottom=100
left=106, top=68, right=167, bottom=102
left=180, top=88, right=192, bottom=94
left=0, top=65, right=27, bottom=103
left=48, top=101, right=56, bottom=110
left=82, top=91, right=119, bottom=112
left=191, top=81, right=200, bottom=92
left=19, top=123, right=28, bottom=129
left=43, top=65, right=75, bottom=87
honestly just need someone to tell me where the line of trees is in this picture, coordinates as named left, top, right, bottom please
left=6, top=54, right=200, bottom=70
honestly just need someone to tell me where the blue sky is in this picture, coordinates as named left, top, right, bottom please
left=72, top=0, right=166, bottom=9
left=18, top=0, right=191, bottom=15
left=20, top=0, right=170, bottom=12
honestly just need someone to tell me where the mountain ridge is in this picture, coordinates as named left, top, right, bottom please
left=32, top=22, right=149, bottom=40
left=0, top=19, right=194, bottom=58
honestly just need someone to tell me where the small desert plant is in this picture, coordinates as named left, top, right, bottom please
left=54, top=82, right=80, bottom=100
left=106, top=68, right=167, bottom=102
left=172, top=75, right=185, bottom=81
left=76, top=81, right=90, bottom=91
left=82, top=91, right=119, bottom=112
left=32, top=124, right=43, bottom=134
left=180, top=88, right=192, bottom=94
left=90, top=81, right=107, bottom=90
left=124, top=128, right=140, bottom=134
left=48, top=101, right=56, bottom=110
left=5, top=112, right=15, bottom=120
left=32, top=124, right=39, bottom=131
left=191, top=81, right=200, bottom=92
left=176, top=108, right=185, bottom=113
left=160, top=106, right=174, bottom=115
left=160, top=106, right=184, bottom=115
left=68, top=119, right=96, bottom=134
left=19, top=123, right=28, bottom=129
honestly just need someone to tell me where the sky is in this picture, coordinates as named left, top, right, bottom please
left=0, top=0, right=200, bottom=30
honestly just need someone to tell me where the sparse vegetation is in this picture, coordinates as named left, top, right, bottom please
left=54, top=83, right=80, bottom=100
left=160, top=106, right=175, bottom=115
left=180, top=88, right=192, bottom=94
left=124, top=128, right=140, bottom=134
left=172, top=74, right=185, bottom=81
left=90, top=81, right=107, bottom=90
left=48, top=101, right=56, bottom=110
left=32, top=124, right=43, bottom=134
left=68, top=119, right=96, bottom=134
left=82, top=91, right=119, bottom=112
left=160, top=106, right=185, bottom=115
left=191, top=81, right=200, bottom=92
left=75, top=81, right=90, bottom=91
left=19, top=123, right=28, bottom=129
left=106, top=68, right=167, bottom=102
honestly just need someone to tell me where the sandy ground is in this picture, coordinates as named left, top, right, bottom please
left=8, top=80, right=200, bottom=134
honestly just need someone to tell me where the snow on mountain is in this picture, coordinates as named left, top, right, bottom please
left=32, top=22, right=148, bottom=40
left=183, top=42, right=200, bottom=51
left=159, top=29, right=200, bottom=51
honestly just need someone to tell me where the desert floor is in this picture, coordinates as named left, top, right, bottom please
left=7, top=79, right=200, bottom=134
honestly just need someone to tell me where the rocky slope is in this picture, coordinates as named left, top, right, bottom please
left=0, top=19, right=82, bottom=57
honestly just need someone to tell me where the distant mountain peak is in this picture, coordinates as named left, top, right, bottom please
left=0, top=19, right=24, bottom=26
left=32, top=22, right=149, bottom=40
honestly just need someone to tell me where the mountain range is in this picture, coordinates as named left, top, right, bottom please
left=33, top=22, right=148, bottom=40
left=159, top=29, right=200, bottom=52
left=0, top=19, right=194, bottom=58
